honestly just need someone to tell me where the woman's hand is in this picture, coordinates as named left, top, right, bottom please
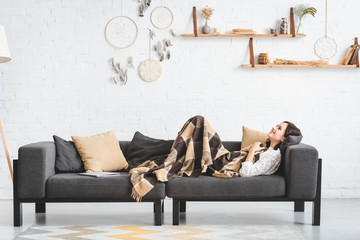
left=240, top=145, right=251, bottom=152
left=249, top=142, right=265, bottom=152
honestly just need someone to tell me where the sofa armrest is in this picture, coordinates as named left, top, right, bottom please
left=17, top=142, right=56, bottom=198
left=284, top=143, right=319, bottom=200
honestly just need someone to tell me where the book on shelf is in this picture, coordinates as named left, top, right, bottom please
left=233, top=31, right=256, bottom=34
left=342, top=47, right=352, bottom=65
left=232, top=29, right=254, bottom=32
left=78, top=172, right=125, bottom=178
left=232, top=29, right=255, bottom=34
left=342, top=44, right=358, bottom=65
left=349, top=45, right=360, bottom=65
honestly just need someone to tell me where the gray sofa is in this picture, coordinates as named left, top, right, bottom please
left=13, top=140, right=321, bottom=226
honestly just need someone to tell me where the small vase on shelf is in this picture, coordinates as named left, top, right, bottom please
left=202, top=21, right=211, bottom=34
left=296, top=19, right=304, bottom=34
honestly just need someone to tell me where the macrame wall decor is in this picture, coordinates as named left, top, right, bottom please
left=138, top=29, right=162, bottom=82
left=314, top=0, right=337, bottom=60
left=105, top=0, right=137, bottom=85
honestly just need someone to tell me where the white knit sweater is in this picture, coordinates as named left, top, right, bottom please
left=239, top=147, right=281, bottom=177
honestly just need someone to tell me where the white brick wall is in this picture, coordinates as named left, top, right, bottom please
left=0, top=0, right=359, bottom=198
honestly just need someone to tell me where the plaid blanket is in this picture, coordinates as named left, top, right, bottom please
left=129, top=115, right=266, bottom=202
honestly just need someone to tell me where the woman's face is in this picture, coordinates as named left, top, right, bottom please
left=268, top=122, right=288, bottom=143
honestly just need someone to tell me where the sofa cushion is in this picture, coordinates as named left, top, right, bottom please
left=53, top=135, right=85, bottom=173
left=241, top=126, right=268, bottom=149
left=46, top=173, right=165, bottom=200
left=72, top=131, right=128, bottom=172
left=126, top=131, right=173, bottom=169
left=166, top=175, right=285, bottom=199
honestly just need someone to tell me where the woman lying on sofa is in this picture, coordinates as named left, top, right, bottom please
left=130, top=116, right=302, bottom=201
left=239, top=121, right=301, bottom=177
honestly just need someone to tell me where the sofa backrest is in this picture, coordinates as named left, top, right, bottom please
left=119, top=141, right=242, bottom=156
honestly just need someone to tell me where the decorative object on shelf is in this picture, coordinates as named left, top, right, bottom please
left=150, top=6, right=174, bottom=29
left=274, top=59, right=328, bottom=67
left=105, top=16, right=138, bottom=49
left=314, top=0, right=337, bottom=60
left=294, top=5, right=317, bottom=34
left=270, top=28, right=277, bottom=34
left=201, top=6, right=214, bottom=34
left=139, top=29, right=162, bottom=82
left=214, top=27, right=220, bottom=34
left=232, top=29, right=256, bottom=34
left=279, top=18, right=288, bottom=34
left=258, top=53, right=270, bottom=64
left=0, top=24, right=13, bottom=183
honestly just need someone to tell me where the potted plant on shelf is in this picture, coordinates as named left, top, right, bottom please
left=294, top=5, right=317, bottom=34
left=201, top=6, right=214, bottom=34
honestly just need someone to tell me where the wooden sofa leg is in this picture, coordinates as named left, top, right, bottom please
left=312, top=158, right=322, bottom=226
left=173, top=199, right=180, bottom=225
left=180, top=200, right=186, bottom=212
left=294, top=200, right=304, bottom=212
left=36, top=202, right=46, bottom=213
left=154, top=200, right=162, bottom=226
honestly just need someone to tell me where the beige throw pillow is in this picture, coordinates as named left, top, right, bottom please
left=241, top=126, right=269, bottom=149
left=71, top=131, right=128, bottom=172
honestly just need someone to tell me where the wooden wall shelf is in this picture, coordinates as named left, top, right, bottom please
left=185, top=6, right=359, bottom=69
left=182, top=34, right=306, bottom=38
left=242, top=64, right=359, bottom=68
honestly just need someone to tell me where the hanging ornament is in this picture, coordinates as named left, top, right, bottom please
left=110, top=58, right=128, bottom=85
left=150, top=6, right=174, bottom=29
left=138, top=29, right=162, bottom=82
left=314, top=0, right=337, bottom=60
left=105, top=0, right=137, bottom=85
left=105, top=16, right=138, bottom=49
left=149, top=6, right=175, bottom=63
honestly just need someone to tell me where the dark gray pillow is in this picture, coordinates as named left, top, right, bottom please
left=126, top=131, right=173, bottom=169
left=279, top=134, right=303, bottom=153
left=53, top=135, right=85, bottom=173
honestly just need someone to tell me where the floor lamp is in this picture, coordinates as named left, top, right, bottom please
left=0, top=24, right=12, bottom=183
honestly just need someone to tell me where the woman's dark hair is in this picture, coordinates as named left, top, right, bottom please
left=265, top=121, right=301, bottom=150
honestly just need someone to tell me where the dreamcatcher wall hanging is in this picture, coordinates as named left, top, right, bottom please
left=314, top=0, right=337, bottom=60
left=105, top=1, right=138, bottom=85
left=150, top=6, right=176, bottom=62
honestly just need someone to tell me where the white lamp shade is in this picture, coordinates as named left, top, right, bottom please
left=0, top=24, right=11, bottom=63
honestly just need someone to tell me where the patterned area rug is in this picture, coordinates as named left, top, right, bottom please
left=15, top=225, right=307, bottom=240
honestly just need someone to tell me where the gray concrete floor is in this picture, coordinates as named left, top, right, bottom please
left=0, top=199, right=359, bottom=240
